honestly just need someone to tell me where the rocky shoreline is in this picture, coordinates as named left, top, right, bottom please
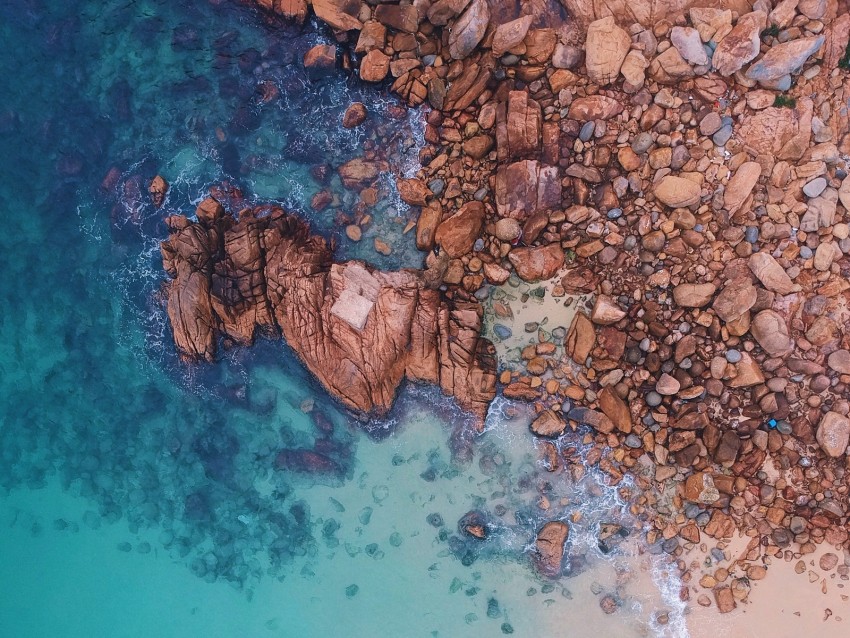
left=159, top=0, right=850, bottom=615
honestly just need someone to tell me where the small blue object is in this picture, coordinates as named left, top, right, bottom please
left=768, top=419, right=778, bottom=429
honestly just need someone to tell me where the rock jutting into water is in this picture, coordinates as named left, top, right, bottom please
left=204, top=0, right=850, bottom=613
left=160, top=189, right=497, bottom=429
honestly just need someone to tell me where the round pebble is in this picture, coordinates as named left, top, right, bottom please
left=646, top=391, right=662, bottom=407
left=606, top=208, right=622, bottom=220
left=579, top=121, right=595, bottom=142
left=725, top=349, right=742, bottom=363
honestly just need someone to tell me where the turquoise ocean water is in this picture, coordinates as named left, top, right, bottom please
left=0, top=1, right=686, bottom=636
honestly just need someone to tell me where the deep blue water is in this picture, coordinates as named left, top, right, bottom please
left=0, top=2, right=684, bottom=636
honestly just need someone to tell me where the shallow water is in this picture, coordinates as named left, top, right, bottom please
left=0, top=1, right=685, bottom=636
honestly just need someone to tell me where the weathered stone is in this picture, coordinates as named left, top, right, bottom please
left=162, top=195, right=497, bottom=430
left=566, top=312, right=595, bottom=364
left=751, top=310, right=793, bottom=358
left=304, top=44, right=337, bottom=73
left=342, top=102, right=367, bottom=128
left=828, top=350, right=850, bottom=374
left=435, top=201, right=484, bottom=258
left=746, top=36, right=825, bottom=82
left=598, top=386, right=631, bottom=433
left=723, top=161, right=761, bottom=214
left=508, top=243, right=565, bottom=282
left=416, top=206, right=441, bottom=251
left=670, top=26, right=708, bottom=65
left=655, top=176, right=701, bottom=207
left=729, top=353, right=764, bottom=387
left=312, top=0, right=363, bottom=32
left=448, top=0, right=489, bottom=60
left=533, top=521, right=569, bottom=577
left=591, top=295, right=626, bottom=325
left=567, top=95, right=623, bottom=121
left=585, top=17, right=630, bottom=85
left=672, top=283, right=716, bottom=307
left=568, top=407, right=615, bottom=433
left=374, top=4, right=418, bottom=33
left=491, top=15, right=533, bottom=56
left=149, top=175, right=168, bottom=207
left=656, top=373, right=680, bottom=396
left=530, top=410, right=567, bottom=438
left=712, top=11, right=765, bottom=76
left=713, top=279, right=756, bottom=323
left=501, top=90, right=542, bottom=159
left=714, top=586, right=736, bottom=613
left=494, top=160, right=561, bottom=220
left=749, top=252, right=799, bottom=295
left=397, top=178, right=431, bottom=206
left=817, top=412, right=850, bottom=458
left=359, top=49, right=390, bottom=82
left=620, top=50, right=648, bottom=86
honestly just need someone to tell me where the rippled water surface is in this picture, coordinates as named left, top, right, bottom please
left=0, top=1, right=685, bottom=636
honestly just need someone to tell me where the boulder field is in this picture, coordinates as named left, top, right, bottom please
left=156, top=0, right=850, bottom=608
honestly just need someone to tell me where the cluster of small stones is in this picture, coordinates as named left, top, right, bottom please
left=249, top=0, right=850, bottom=612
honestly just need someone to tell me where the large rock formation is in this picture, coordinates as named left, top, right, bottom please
left=161, top=194, right=497, bottom=429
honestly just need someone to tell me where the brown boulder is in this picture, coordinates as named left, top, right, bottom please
left=416, top=206, right=442, bottom=251
left=397, top=178, right=431, bottom=206
left=448, top=0, right=489, bottom=60
left=585, top=17, right=630, bottom=85
left=817, top=412, right=850, bottom=458
left=374, top=4, right=418, bottom=33
left=673, top=283, right=716, bottom=307
left=312, top=0, right=363, bottom=32
left=751, top=310, right=793, bottom=358
left=567, top=96, right=623, bottom=121
left=748, top=252, right=799, bottom=295
left=342, top=102, right=367, bottom=128
left=498, top=90, right=542, bottom=160
left=149, top=175, right=168, bottom=207
left=828, top=350, right=850, bottom=374
left=508, top=243, right=565, bottom=282
left=161, top=195, right=498, bottom=431
left=655, top=176, right=701, bottom=207
left=591, top=295, right=626, bottom=325
left=303, top=44, right=336, bottom=73
left=723, top=161, right=761, bottom=214
left=533, top=521, right=569, bottom=577
left=713, top=278, right=756, bottom=323
left=712, top=11, right=765, bottom=76
left=530, top=410, right=566, bottom=438
left=566, top=311, right=595, bottom=364
left=338, top=157, right=389, bottom=190
left=434, top=201, right=484, bottom=258
left=360, top=49, right=390, bottom=82
left=494, top=160, right=561, bottom=219
left=491, top=15, right=533, bottom=56
left=598, top=386, right=631, bottom=433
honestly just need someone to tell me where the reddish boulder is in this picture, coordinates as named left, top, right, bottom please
left=508, top=243, right=565, bottom=282
left=533, top=521, right=569, bottom=577
left=303, top=44, right=336, bottom=74
left=495, top=160, right=561, bottom=220
left=342, top=102, right=367, bottom=128
left=434, top=201, right=484, bottom=258
left=149, top=175, right=168, bottom=207
left=360, top=49, right=390, bottom=82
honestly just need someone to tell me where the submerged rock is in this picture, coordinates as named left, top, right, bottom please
left=533, top=520, right=569, bottom=577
